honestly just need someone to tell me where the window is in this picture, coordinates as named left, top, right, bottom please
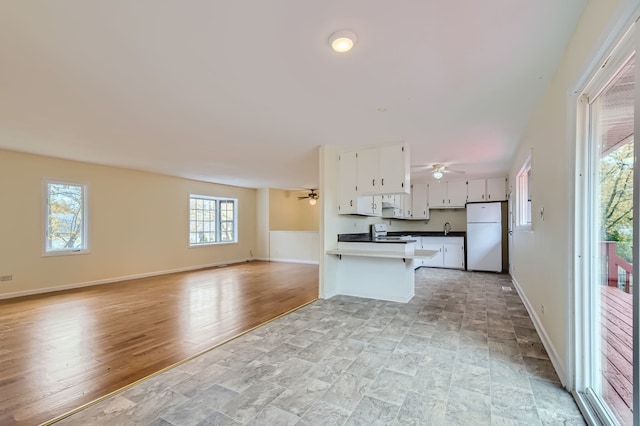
left=44, top=180, right=88, bottom=255
left=516, top=156, right=532, bottom=229
left=189, top=195, right=237, bottom=246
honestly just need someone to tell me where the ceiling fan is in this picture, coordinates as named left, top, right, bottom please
left=412, top=163, right=465, bottom=180
left=298, top=189, right=319, bottom=205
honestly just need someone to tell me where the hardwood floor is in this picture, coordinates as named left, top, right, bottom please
left=0, top=261, right=319, bottom=425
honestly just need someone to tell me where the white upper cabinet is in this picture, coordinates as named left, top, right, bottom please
left=428, top=182, right=447, bottom=208
left=357, top=195, right=382, bottom=216
left=411, top=183, right=429, bottom=219
left=401, top=192, right=413, bottom=218
left=428, top=181, right=466, bottom=208
left=467, top=177, right=507, bottom=202
left=338, top=151, right=358, bottom=214
left=338, top=143, right=411, bottom=216
left=354, top=143, right=410, bottom=196
left=379, top=144, right=410, bottom=194
left=447, top=181, right=467, bottom=207
left=467, top=179, right=487, bottom=202
left=486, top=177, right=507, bottom=201
left=356, top=147, right=380, bottom=194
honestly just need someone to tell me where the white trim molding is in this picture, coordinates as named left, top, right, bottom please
left=512, top=275, right=567, bottom=386
left=0, top=258, right=253, bottom=300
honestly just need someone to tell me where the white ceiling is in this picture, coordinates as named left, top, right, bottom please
left=0, top=1, right=587, bottom=189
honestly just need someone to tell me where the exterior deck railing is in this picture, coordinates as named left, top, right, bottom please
left=602, top=241, right=633, bottom=294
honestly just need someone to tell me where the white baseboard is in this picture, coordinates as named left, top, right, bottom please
left=320, top=289, right=340, bottom=299
left=511, top=275, right=567, bottom=387
left=267, top=258, right=320, bottom=265
left=0, top=258, right=253, bottom=300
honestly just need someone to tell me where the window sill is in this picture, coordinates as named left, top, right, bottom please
left=189, top=241, right=238, bottom=248
left=42, top=249, right=91, bottom=257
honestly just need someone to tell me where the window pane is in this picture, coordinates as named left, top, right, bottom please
left=189, top=196, right=236, bottom=245
left=47, top=182, right=85, bottom=251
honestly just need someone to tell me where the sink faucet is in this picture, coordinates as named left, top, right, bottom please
left=443, top=222, right=451, bottom=236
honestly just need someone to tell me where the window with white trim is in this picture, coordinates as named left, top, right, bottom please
left=516, top=156, right=532, bottom=229
left=189, top=195, right=237, bottom=246
left=44, top=180, right=88, bottom=255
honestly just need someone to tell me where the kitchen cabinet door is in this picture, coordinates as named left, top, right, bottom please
left=372, top=195, right=383, bottom=216
left=357, top=195, right=382, bottom=216
left=401, top=192, right=412, bottom=218
left=428, top=182, right=447, bottom=208
left=338, top=151, right=358, bottom=214
left=356, top=147, right=379, bottom=194
left=443, top=242, right=465, bottom=269
left=447, top=181, right=467, bottom=207
left=467, top=179, right=486, bottom=203
left=421, top=242, right=444, bottom=267
left=486, top=177, right=507, bottom=201
left=379, top=144, right=410, bottom=194
left=411, top=184, right=429, bottom=219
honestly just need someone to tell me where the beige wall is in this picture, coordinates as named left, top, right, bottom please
left=0, top=149, right=257, bottom=297
left=508, top=0, right=634, bottom=381
left=386, top=209, right=467, bottom=233
left=269, top=189, right=319, bottom=231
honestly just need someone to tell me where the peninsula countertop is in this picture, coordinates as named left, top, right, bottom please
left=337, top=231, right=465, bottom=243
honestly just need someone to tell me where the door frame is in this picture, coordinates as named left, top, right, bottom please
left=571, top=8, right=640, bottom=425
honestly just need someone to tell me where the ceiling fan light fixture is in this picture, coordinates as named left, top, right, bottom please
left=309, top=198, right=317, bottom=206
left=329, top=30, right=357, bottom=53
left=433, top=170, right=444, bottom=180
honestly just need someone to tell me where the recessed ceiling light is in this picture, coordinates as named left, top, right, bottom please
left=329, top=30, right=357, bottom=53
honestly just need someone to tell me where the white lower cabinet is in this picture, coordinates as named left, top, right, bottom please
left=420, top=240, right=444, bottom=268
left=443, top=243, right=465, bottom=269
left=415, top=237, right=465, bottom=270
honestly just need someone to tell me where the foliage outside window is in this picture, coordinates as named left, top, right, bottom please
left=599, top=127, right=634, bottom=264
left=516, top=157, right=532, bottom=229
left=45, top=180, right=88, bottom=254
left=189, top=195, right=237, bottom=246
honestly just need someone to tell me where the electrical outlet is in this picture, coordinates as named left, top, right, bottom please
left=0, top=275, right=13, bottom=282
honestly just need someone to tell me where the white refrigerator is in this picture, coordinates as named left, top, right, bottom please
left=466, top=202, right=502, bottom=272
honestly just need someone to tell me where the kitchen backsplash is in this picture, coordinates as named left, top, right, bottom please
left=385, top=209, right=467, bottom=232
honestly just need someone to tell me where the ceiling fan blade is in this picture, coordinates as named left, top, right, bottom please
left=444, top=168, right=465, bottom=174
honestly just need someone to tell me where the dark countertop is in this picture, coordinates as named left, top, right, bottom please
left=337, top=233, right=416, bottom=244
left=388, top=231, right=466, bottom=238
left=338, top=231, right=465, bottom=243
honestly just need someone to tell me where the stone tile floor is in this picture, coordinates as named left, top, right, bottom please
left=57, top=268, right=585, bottom=425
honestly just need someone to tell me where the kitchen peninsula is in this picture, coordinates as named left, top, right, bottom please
left=326, top=232, right=437, bottom=302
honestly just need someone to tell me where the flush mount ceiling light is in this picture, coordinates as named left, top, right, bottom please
left=329, top=30, right=357, bottom=53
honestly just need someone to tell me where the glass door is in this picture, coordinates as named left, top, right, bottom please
left=580, top=41, right=635, bottom=425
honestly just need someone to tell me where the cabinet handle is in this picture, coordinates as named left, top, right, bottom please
left=350, top=200, right=353, bottom=206
left=372, top=179, right=375, bottom=187
left=482, top=194, right=485, bottom=199
left=488, top=194, right=491, bottom=199
left=381, top=178, right=384, bottom=186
